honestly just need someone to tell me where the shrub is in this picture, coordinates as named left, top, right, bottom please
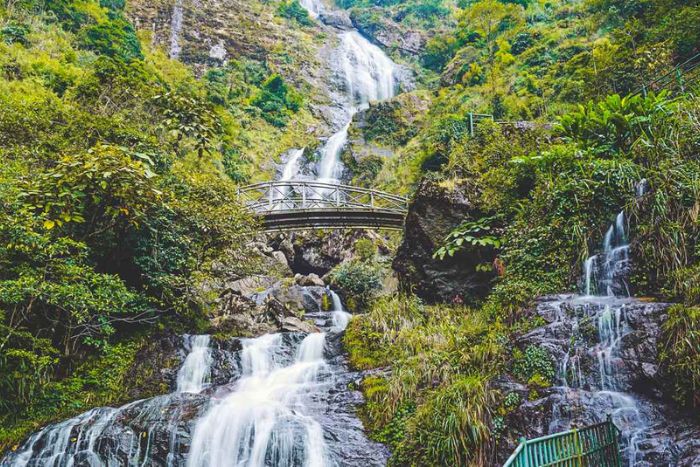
left=512, top=345, right=556, bottom=386
left=329, top=260, right=383, bottom=310
left=277, top=0, right=314, bottom=26
left=659, top=305, right=700, bottom=412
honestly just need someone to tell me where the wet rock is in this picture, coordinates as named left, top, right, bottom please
left=280, top=316, right=320, bottom=333
left=393, top=177, right=497, bottom=304
left=496, top=296, right=700, bottom=466
left=319, top=10, right=354, bottom=30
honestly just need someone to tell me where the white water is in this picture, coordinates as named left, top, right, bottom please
left=169, top=0, right=184, bottom=59
left=5, top=336, right=215, bottom=466
left=278, top=1, right=396, bottom=195
left=176, top=335, right=212, bottom=394
left=329, top=289, right=352, bottom=332
left=572, top=209, right=646, bottom=465
left=187, top=333, right=330, bottom=467
left=583, top=211, right=630, bottom=297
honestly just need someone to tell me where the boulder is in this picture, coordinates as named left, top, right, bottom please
left=319, top=10, right=354, bottom=30
left=297, top=273, right=325, bottom=287
left=393, top=177, right=497, bottom=304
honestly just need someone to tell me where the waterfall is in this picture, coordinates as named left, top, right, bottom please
left=187, top=333, right=330, bottom=467
left=299, top=0, right=323, bottom=18
left=550, top=207, right=649, bottom=465
left=582, top=211, right=630, bottom=297
left=329, top=289, right=352, bottom=332
left=176, top=335, right=212, bottom=394
left=3, top=334, right=216, bottom=466
left=169, top=0, right=184, bottom=59
left=2, top=292, right=385, bottom=466
left=279, top=2, right=397, bottom=199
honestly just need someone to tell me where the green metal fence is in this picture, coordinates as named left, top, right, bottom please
left=503, top=416, right=622, bottom=467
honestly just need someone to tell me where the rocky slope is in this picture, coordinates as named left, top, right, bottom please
left=496, top=296, right=700, bottom=466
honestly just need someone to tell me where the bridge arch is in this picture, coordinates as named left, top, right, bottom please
left=237, top=181, right=409, bottom=231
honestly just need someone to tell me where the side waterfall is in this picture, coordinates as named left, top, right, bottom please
left=546, top=207, right=650, bottom=466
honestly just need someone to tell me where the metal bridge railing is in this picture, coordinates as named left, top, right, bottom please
left=237, top=181, right=409, bottom=214
left=503, top=416, right=622, bottom=467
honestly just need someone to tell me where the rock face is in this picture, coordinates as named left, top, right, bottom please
left=393, top=178, right=496, bottom=304
left=496, top=296, right=700, bottom=466
left=271, top=231, right=371, bottom=276
left=211, top=278, right=325, bottom=336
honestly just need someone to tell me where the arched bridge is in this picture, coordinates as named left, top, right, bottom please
left=237, top=181, right=409, bottom=231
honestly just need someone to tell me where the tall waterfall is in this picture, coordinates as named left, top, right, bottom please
left=281, top=1, right=396, bottom=186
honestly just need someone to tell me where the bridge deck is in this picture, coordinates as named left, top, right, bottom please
left=238, top=181, right=409, bottom=231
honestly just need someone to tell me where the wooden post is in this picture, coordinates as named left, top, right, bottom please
left=469, top=112, right=475, bottom=137
left=302, top=183, right=306, bottom=208
left=268, top=182, right=273, bottom=209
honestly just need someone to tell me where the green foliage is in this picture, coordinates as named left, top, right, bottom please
left=659, top=305, right=700, bottom=412
left=512, top=345, right=556, bottom=386
left=558, top=92, right=674, bottom=155
left=251, top=74, right=303, bottom=127
left=434, top=216, right=500, bottom=260
left=154, top=92, right=222, bottom=158
left=277, top=0, right=314, bottom=26
left=354, top=238, right=378, bottom=262
left=329, top=260, right=383, bottom=310
left=78, top=16, right=142, bottom=61
left=0, top=1, right=257, bottom=436
left=0, top=22, right=30, bottom=46
left=345, top=295, right=505, bottom=465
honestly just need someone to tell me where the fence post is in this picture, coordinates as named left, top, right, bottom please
left=469, top=112, right=475, bottom=137
left=520, top=437, right=528, bottom=467
left=268, top=182, right=273, bottom=209
left=370, top=192, right=375, bottom=208
left=302, top=183, right=307, bottom=208
left=677, top=68, right=685, bottom=93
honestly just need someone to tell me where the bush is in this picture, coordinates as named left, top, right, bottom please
left=329, top=260, right=383, bottom=310
left=512, top=345, right=557, bottom=386
left=659, top=305, right=700, bottom=412
left=277, top=0, right=314, bottom=26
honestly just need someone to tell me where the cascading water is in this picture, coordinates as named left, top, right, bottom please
left=278, top=0, right=396, bottom=194
left=176, top=335, right=212, bottom=394
left=186, top=333, right=329, bottom=466
left=329, top=289, right=352, bottom=332
left=547, top=210, right=648, bottom=466
left=169, top=0, right=184, bottom=60
left=2, top=290, right=385, bottom=466
left=582, top=211, right=630, bottom=297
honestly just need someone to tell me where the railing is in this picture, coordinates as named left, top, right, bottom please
left=637, top=52, right=700, bottom=97
left=503, top=416, right=621, bottom=467
left=237, top=181, right=409, bottom=214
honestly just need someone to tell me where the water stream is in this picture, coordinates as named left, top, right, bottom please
left=279, top=0, right=396, bottom=189
left=1, top=291, right=385, bottom=466
left=545, top=210, right=649, bottom=466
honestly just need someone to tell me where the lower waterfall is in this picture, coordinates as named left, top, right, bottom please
left=1, top=292, right=387, bottom=467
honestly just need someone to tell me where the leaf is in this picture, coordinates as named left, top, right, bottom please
left=43, top=220, right=55, bottom=230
